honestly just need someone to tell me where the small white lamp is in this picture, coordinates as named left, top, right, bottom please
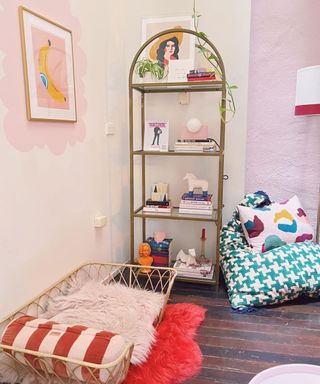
left=181, top=118, right=208, bottom=140
left=295, top=65, right=320, bottom=243
left=186, top=118, right=202, bottom=133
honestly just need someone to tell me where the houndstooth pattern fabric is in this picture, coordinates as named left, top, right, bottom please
left=220, top=193, right=320, bottom=309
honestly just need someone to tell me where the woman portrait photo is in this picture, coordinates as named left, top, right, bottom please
left=141, top=16, right=195, bottom=69
left=149, top=32, right=182, bottom=69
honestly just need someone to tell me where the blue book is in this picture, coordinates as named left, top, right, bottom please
left=181, top=193, right=212, bottom=201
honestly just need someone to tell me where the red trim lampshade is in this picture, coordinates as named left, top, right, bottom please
left=295, top=65, right=320, bottom=115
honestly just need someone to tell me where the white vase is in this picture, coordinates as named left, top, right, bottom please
left=138, top=73, right=166, bottom=84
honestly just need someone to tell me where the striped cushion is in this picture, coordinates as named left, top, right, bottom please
left=1, top=315, right=128, bottom=382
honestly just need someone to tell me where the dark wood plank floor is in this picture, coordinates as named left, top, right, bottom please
left=170, top=281, right=320, bottom=384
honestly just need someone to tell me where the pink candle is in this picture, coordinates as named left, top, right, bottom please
left=201, top=228, right=206, bottom=240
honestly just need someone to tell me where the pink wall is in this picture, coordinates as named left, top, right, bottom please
left=0, top=0, right=86, bottom=155
left=246, top=0, right=320, bottom=225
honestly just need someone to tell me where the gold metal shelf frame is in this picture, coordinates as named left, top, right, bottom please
left=128, top=28, right=227, bottom=286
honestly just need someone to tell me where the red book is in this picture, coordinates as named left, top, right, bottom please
left=187, top=76, right=216, bottom=82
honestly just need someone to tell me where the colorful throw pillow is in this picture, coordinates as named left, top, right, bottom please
left=238, top=195, right=314, bottom=252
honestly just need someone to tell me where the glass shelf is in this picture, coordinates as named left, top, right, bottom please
left=131, top=80, right=223, bottom=93
left=175, top=275, right=216, bottom=285
left=132, top=150, right=222, bottom=157
left=136, top=267, right=216, bottom=285
left=133, top=206, right=217, bottom=223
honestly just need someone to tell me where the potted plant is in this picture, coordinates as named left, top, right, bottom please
left=135, top=58, right=166, bottom=82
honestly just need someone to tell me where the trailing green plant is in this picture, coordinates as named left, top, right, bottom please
left=135, top=58, right=165, bottom=80
left=193, top=0, right=237, bottom=122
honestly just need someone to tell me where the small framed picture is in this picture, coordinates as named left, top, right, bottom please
left=144, top=120, right=169, bottom=151
left=168, top=59, right=194, bottom=82
left=141, top=16, right=195, bottom=78
left=19, top=6, right=77, bottom=122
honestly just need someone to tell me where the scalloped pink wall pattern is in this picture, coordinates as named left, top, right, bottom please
left=0, top=0, right=86, bottom=155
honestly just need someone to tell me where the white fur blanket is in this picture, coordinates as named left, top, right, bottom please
left=0, top=281, right=165, bottom=383
left=42, top=281, right=164, bottom=365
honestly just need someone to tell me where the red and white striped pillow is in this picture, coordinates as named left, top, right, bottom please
left=1, top=315, right=128, bottom=382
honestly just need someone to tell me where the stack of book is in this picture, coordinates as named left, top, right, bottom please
left=187, top=70, right=216, bottom=82
left=173, top=259, right=214, bottom=279
left=142, top=198, right=172, bottom=213
left=174, top=139, right=217, bottom=153
left=146, top=237, right=173, bottom=267
left=179, top=193, right=213, bottom=216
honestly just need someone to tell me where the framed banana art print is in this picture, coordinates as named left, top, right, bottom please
left=19, top=7, right=77, bottom=122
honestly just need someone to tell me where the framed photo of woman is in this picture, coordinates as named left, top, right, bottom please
left=141, top=16, right=195, bottom=80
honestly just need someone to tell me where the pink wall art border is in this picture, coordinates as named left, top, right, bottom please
left=0, top=0, right=86, bottom=155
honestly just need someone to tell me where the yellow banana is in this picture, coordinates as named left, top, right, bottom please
left=38, top=40, right=66, bottom=103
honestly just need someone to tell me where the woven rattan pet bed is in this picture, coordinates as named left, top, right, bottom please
left=0, top=262, right=177, bottom=384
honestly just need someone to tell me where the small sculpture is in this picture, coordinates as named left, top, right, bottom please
left=183, top=173, right=208, bottom=197
left=151, top=182, right=169, bottom=202
left=154, top=231, right=166, bottom=243
left=176, top=248, right=198, bottom=266
left=138, top=242, right=153, bottom=273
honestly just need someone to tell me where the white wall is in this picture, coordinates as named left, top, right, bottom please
left=0, top=0, right=111, bottom=318
left=0, top=0, right=250, bottom=318
left=105, top=0, right=251, bottom=258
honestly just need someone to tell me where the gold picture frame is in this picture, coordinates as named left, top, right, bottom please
left=19, top=6, right=77, bottom=122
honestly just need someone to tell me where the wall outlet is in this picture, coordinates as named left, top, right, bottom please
left=178, top=92, right=189, bottom=105
left=105, top=121, right=115, bottom=135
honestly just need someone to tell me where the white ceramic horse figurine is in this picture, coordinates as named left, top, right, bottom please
left=183, top=173, right=208, bottom=197
left=176, top=249, right=198, bottom=266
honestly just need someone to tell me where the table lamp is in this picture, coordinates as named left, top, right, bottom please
left=295, top=65, right=320, bottom=243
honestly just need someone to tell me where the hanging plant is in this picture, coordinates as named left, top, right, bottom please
left=193, top=0, right=237, bottom=123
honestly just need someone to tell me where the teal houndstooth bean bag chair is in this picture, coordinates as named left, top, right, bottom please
left=220, top=192, right=320, bottom=309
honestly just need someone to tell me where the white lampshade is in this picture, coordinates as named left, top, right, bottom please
left=295, top=65, right=320, bottom=115
left=186, top=118, right=201, bottom=133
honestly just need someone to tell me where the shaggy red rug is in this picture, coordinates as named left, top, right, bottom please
left=124, top=303, right=206, bottom=384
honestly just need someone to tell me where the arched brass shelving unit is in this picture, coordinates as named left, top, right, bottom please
left=128, top=28, right=227, bottom=286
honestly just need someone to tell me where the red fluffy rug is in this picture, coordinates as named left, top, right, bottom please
left=124, top=303, right=206, bottom=384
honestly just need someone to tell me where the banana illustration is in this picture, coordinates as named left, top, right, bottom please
left=38, top=40, right=66, bottom=103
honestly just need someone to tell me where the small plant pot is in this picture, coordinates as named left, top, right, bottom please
left=138, top=73, right=165, bottom=83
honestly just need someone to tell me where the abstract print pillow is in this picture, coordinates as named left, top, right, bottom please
left=238, top=195, right=314, bottom=252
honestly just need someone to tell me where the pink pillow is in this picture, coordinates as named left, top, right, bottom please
left=238, top=195, right=314, bottom=252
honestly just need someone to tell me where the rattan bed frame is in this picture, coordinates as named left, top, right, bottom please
left=0, top=263, right=177, bottom=384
